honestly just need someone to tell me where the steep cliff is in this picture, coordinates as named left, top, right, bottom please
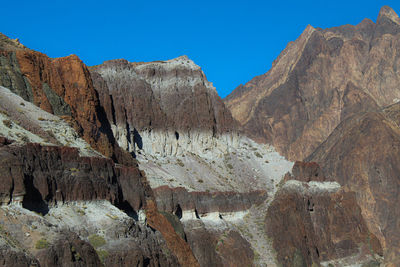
left=0, top=33, right=131, bottom=165
left=0, top=82, right=202, bottom=266
left=90, top=56, right=295, bottom=266
left=225, top=6, right=400, bottom=161
left=90, top=56, right=238, bottom=156
left=307, top=104, right=400, bottom=266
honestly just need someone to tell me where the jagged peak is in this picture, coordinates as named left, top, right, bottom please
left=377, top=6, right=400, bottom=25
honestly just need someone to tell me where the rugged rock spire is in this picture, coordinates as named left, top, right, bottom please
left=377, top=5, right=400, bottom=25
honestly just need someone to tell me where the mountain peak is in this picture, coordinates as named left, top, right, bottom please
left=377, top=6, right=400, bottom=25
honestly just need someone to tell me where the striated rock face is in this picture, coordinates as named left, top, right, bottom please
left=35, top=233, right=102, bottom=267
left=266, top=166, right=383, bottom=266
left=307, top=104, right=400, bottom=266
left=183, top=223, right=254, bottom=267
left=90, top=57, right=238, bottom=156
left=0, top=138, right=200, bottom=266
left=0, top=140, right=144, bottom=208
left=154, top=186, right=266, bottom=215
left=0, top=33, right=131, bottom=164
left=225, top=6, right=400, bottom=161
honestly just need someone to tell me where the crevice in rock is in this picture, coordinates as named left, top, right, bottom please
left=194, top=209, right=200, bottom=219
left=22, top=175, right=49, bottom=215
left=174, top=204, right=182, bottom=219
left=133, top=128, right=143, bottom=150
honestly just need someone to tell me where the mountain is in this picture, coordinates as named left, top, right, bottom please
left=0, top=6, right=398, bottom=267
left=225, top=5, right=400, bottom=266
left=225, top=6, right=400, bottom=161
left=307, top=103, right=400, bottom=265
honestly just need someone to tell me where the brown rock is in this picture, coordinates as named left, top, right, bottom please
left=307, top=104, right=400, bottom=265
left=153, top=185, right=267, bottom=214
left=36, top=233, right=102, bottom=267
left=225, top=6, right=400, bottom=161
left=266, top=182, right=382, bottom=266
left=146, top=199, right=200, bottom=267
left=90, top=57, right=238, bottom=152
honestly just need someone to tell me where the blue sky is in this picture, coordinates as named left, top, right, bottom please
left=1, top=1, right=399, bottom=97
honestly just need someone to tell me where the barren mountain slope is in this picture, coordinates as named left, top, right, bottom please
left=225, top=6, right=400, bottom=161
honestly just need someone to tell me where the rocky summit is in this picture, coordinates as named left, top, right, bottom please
left=0, top=5, right=399, bottom=267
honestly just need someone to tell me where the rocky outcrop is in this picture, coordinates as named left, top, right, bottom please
left=0, top=246, right=39, bottom=267
left=146, top=199, right=200, bottom=267
left=35, top=233, right=102, bottom=267
left=154, top=186, right=266, bottom=215
left=307, top=104, right=400, bottom=266
left=183, top=221, right=254, bottom=267
left=0, top=138, right=200, bottom=266
left=0, top=33, right=131, bottom=164
left=90, top=57, right=238, bottom=156
left=0, top=140, right=144, bottom=209
left=266, top=168, right=383, bottom=266
left=225, top=6, right=400, bottom=161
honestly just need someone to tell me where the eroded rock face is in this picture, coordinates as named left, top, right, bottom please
left=183, top=221, right=254, bottom=267
left=307, top=105, right=400, bottom=266
left=225, top=6, right=400, bottom=161
left=266, top=176, right=382, bottom=266
left=0, top=141, right=144, bottom=209
left=154, top=186, right=266, bottom=215
left=90, top=57, right=239, bottom=156
left=0, top=138, right=199, bottom=266
left=35, top=233, right=102, bottom=267
left=0, top=34, right=131, bottom=164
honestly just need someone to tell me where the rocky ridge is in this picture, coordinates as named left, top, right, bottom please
left=307, top=103, right=400, bottom=266
left=225, top=6, right=400, bottom=161
left=0, top=6, right=396, bottom=265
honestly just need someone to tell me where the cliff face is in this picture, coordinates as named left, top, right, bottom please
left=307, top=104, right=400, bottom=266
left=0, top=34, right=200, bottom=266
left=225, top=6, right=400, bottom=161
left=90, top=57, right=238, bottom=156
left=267, top=181, right=382, bottom=266
left=0, top=35, right=132, bottom=164
left=0, top=138, right=183, bottom=267
left=2, top=6, right=398, bottom=264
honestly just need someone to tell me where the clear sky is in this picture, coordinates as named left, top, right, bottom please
left=1, top=1, right=399, bottom=97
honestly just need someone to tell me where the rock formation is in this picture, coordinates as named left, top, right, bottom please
left=90, top=57, right=238, bottom=156
left=225, top=6, right=400, bottom=161
left=307, top=104, right=400, bottom=266
left=266, top=177, right=382, bottom=266
left=2, top=6, right=400, bottom=266
left=0, top=33, right=131, bottom=164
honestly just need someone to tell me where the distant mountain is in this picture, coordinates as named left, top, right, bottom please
left=0, top=6, right=397, bottom=267
left=225, top=6, right=400, bottom=161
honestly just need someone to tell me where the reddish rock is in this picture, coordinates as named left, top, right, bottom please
left=14, top=51, right=117, bottom=159
left=0, top=34, right=132, bottom=164
left=146, top=199, right=200, bottom=267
